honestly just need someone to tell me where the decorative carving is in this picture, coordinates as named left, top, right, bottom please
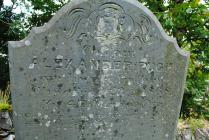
left=64, top=2, right=153, bottom=46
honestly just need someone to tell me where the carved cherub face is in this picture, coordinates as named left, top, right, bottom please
left=98, top=8, right=120, bottom=35
left=96, top=7, right=127, bottom=45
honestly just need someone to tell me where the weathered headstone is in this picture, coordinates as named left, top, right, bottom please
left=8, top=0, right=189, bottom=139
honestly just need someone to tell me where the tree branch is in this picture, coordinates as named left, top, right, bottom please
left=0, top=0, right=3, bottom=11
left=0, top=19, right=11, bottom=26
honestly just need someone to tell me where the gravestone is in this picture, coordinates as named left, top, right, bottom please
left=8, top=0, right=189, bottom=140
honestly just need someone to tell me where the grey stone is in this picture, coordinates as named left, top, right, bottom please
left=0, top=131, right=9, bottom=139
left=176, top=129, right=183, bottom=140
left=0, top=134, right=15, bottom=140
left=205, top=129, right=209, bottom=139
left=8, top=0, right=189, bottom=140
left=182, top=128, right=195, bottom=140
left=0, top=112, right=12, bottom=130
left=195, top=129, right=207, bottom=140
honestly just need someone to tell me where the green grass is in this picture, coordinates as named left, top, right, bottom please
left=0, top=85, right=12, bottom=111
left=186, top=118, right=205, bottom=133
left=0, top=103, right=11, bottom=111
left=178, top=117, right=207, bottom=134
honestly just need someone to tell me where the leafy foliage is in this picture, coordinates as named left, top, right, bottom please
left=139, top=0, right=209, bottom=119
left=0, top=0, right=26, bottom=90
left=26, top=0, right=67, bottom=28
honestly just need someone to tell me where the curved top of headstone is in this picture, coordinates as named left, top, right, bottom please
left=8, top=0, right=189, bottom=57
left=9, top=0, right=189, bottom=140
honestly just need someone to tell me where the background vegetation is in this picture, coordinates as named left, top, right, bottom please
left=0, top=0, right=208, bottom=119
left=0, top=84, right=11, bottom=111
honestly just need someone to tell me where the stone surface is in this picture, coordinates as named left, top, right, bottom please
left=8, top=0, right=189, bottom=140
left=0, top=112, right=12, bottom=130
left=176, top=128, right=209, bottom=140
left=195, top=129, right=208, bottom=140
left=0, top=134, right=15, bottom=140
left=182, top=129, right=195, bottom=140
